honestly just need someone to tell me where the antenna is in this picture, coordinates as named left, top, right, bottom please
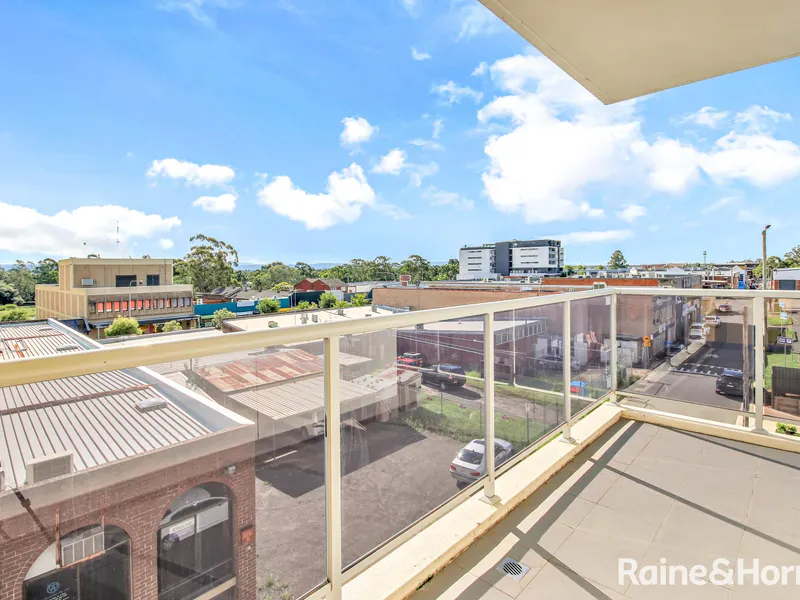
left=116, top=221, right=120, bottom=256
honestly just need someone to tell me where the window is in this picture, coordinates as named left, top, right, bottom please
left=145, top=299, right=151, bottom=310
left=116, top=275, right=137, bottom=288
left=159, top=298, right=165, bottom=309
left=96, top=302, right=104, bottom=313
left=179, top=297, right=185, bottom=307
left=158, top=483, right=234, bottom=600
left=137, top=300, right=143, bottom=310
left=122, top=300, right=128, bottom=311
left=185, top=297, right=192, bottom=307
left=23, top=525, right=131, bottom=600
left=113, top=301, right=120, bottom=312
left=147, top=274, right=160, bottom=286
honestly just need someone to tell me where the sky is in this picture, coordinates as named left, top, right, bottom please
left=2, top=0, right=800, bottom=267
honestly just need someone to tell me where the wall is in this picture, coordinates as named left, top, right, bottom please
left=372, top=287, right=561, bottom=311
left=0, top=443, right=256, bottom=600
left=541, top=277, right=661, bottom=287
left=35, top=286, right=88, bottom=321
left=68, top=259, right=174, bottom=288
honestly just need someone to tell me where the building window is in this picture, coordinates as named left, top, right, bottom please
left=113, top=301, right=120, bottom=312
left=23, top=525, right=131, bottom=600
left=159, top=298, right=165, bottom=309
left=158, top=483, right=234, bottom=600
left=179, top=297, right=185, bottom=307
left=122, top=300, right=128, bottom=312
left=137, top=299, right=143, bottom=310
left=145, top=299, right=151, bottom=310
left=116, top=275, right=137, bottom=288
left=147, top=274, right=160, bottom=286
left=185, top=297, right=192, bottom=307
left=96, top=302, right=104, bottom=313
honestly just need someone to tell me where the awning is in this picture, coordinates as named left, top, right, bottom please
left=479, top=0, right=800, bottom=103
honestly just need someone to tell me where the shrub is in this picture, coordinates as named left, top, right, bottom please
left=161, top=320, right=183, bottom=333
left=777, top=422, right=798, bottom=436
left=294, top=301, right=317, bottom=311
left=318, top=291, right=337, bottom=308
left=0, top=307, right=30, bottom=322
left=212, top=308, right=236, bottom=329
left=350, top=293, right=369, bottom=307
left=257, top=298, right=281, bottom=314
left=105, top=316, right=141, bottom=337
left=333, top=299, right=350, bottom=308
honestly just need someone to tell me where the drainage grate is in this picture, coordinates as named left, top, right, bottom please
left=496, top=557, right=530, bottom=581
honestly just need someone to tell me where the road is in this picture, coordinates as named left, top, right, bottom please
left=628, top=298, right=749, bottom=418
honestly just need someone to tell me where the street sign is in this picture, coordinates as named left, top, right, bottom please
left=642, top=335, right=651, bottom=347
left=777, top=336, right=793, bottom=345
left=781, top=312, right=788, bottom=320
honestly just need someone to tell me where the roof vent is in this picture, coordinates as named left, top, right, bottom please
left=25, top=451, right=74, bottom=485
left=15, top=341, right=28, bottom=352
left=136, top=397, right=168, bottom=412
left=61, top=525, right=105, bottom=566
left=496, top=558, right=530, bottom=581
left=38, top=326, right=54, bottom=332
left=56, top=344, right=81, bottom=352
left=311, top=314, right=319, bottom=323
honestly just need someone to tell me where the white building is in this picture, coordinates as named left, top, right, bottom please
left=458, top=239, right=564, bottom=280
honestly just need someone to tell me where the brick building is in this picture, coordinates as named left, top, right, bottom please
left=293, top=278, right=345, bottom=292
left=0, top=320, right=256, bottom=600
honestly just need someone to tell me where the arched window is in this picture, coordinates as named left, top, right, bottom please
left=157, top=483, right=234, bottom=600
left=23, top=524, right=131, bottom=600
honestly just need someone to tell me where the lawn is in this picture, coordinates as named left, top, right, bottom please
left=768, top=314, right=794, bottom=326
left=400, top=395, right=549, bottom=451
left=765, top=350, right=800, bottom=390
left=0, top=305, right=35, bottom=321
left=465, top=370, right=564, bottom=405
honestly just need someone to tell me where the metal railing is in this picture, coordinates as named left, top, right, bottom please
left=2, top=286, right=798, bottom=600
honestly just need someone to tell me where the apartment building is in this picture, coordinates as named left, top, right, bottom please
left=35, top=258, right=195, bottom=338
left=457, top=239, right=564, bottom=280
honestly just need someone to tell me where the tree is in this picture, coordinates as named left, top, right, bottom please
left=607, top=250, right=628, bottom=270
left=321, top=264, right=354, bottom=283
left=333, top=299, right=350, bottom=308
left=212, top=308, right=236, bottom=329
left=432, top=258, right=459, bottom=281
left=318, top=291, right=337, bottom=308
left=161, top=320, right=183, bottom=333
left=294, top=301, right=317, bottom=311
left=105, top=316, right=141, bottom=337
left=3, top=261, right=35, bottom=303
left=0, top=281, right=23, bottom=305
left=257, top=298, right=281, bottom=314
left=251, top=263, right=301, bottom=291
left=180, top=234, right=239, bottom=293
left=754, top=256, right=785, bottom=280
left=0, top=307, right=29, bottom=322
left=785, top=246, right=800, bottom=267
left=271, top=281, right=293, bottom=292
left=294, top=262, right=319, bottom=279
left=32, top=258, right=59, bottom=285
left=400, top=254, right=432, bottom=284
left=350, top=293, right=369, bottom=307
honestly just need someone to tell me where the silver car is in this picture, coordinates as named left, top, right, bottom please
left=449, top=438, right=514, bottom=484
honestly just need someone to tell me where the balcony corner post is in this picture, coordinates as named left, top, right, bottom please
left=324, top=336, right=343, bottom=598
left=481, top=311, right=501, bottom=505
left=753, top=295, right=766, bottom=433
left=610, top=291, right=618, bottom=402
left=562, top=300, right=576, bottom=444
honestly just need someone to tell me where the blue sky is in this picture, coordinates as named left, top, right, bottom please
left=1, top=0, right=800, bottom=267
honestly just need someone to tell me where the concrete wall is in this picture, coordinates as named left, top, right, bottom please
left=68, top=259, right=174, bottom=288
left=372, top=287, right=561, bottom=311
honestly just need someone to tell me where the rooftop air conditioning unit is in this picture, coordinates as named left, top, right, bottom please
left=81, top=278, right=95, bottom=286
left=312, top=314, right=319, bottom=323
left=300, top=315, right=309, bottom=324
left=593, top=282, right=607, bottom=289
left=61, top=525, right=105, bottom=567
left=337, top=309, right=345, bottom=316
left=25, top=451, right=74, bottom=485
left=136, top=397, right=168, bottom=412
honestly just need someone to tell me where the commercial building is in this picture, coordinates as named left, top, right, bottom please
left=458, top=239, right=565, bottom=280
left=0, top=320, right=256, bottom=600
left=35, top=258, right=195, bottom=338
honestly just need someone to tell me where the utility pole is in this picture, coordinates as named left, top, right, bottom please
left=762, top=225, right=771, bottom=290
left=742, top=305, right=751, bottom=427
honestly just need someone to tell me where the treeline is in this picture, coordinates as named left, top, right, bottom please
left=0, top=259, right=58, bottom=305
left=173, top=234, right=460, bottom=293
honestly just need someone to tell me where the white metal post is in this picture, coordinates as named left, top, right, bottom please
left=562, top=300, right=576, bottom=443
left=753, top=296, right=766, bottom=432
left=324, top=336, right=343, bottom=598
left=610, top=292, right=618, bottom=401
left=482, top=312, right=500, bottom=504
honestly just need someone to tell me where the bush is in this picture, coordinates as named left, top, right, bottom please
left=318, top=291, right=337, bottom=308
left=212, top=308, right=236, bottom=329
left=777, top=422, right=798, bottom=436
left=0, top=281, right=23, bottom=306
left=257, top=298, right=281, bottom=314
left=333, top=299, right=350, bottom=308
left=294, top=301, right=317, bottom=311
left=350, top=293, right=369, bottom=307
left=161, top=320, right=183, bottom=333
left=105, top=316, right=141, bottom=337
left=0, top=307, right=30, bottom=322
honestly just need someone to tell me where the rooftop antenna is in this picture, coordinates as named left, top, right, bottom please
left=116, top=221, right=120, bottom=256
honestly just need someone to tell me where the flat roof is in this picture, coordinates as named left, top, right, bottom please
left=100, top=327, right=223, bottom=348
left=192, top=348, right=323, bottom=393
left=478, top=0, right=800, bottom=104
left=0, top=320, right=248, bottom=489
left=225, top=306, right=396, bottom=333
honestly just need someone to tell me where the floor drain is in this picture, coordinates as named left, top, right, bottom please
left=497, top=557, right=530, bottom=581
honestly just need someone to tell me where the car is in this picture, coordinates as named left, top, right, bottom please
left=716, top=369, right=744, bottom=397
left=664, top=341, right=685, bottom=357
left=718, top=303, right=732, bottom=312
left=421, top=364, right=467, bottom=390
left=449, top=439, right=514, bottom=483
left=396, top=352, right=423, bottom=370
left=704, top=315, right=722, bottom=328
left=688, top=322, right=710, bottom=342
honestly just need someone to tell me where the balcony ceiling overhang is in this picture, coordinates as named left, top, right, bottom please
left=479, top=0, right=800, bottom=104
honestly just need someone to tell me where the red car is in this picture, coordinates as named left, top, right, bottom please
left=718, top=303, right=732, bottom=312
left=396, top=352, right=423, bottom=371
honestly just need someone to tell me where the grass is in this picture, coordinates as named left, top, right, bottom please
left=768, top=314, right=794, bottom=326
left=464, top=370, right=564, bottom=405
left=0, top=304, right=35, bottom=321
left=400, top=395, right=549, bottom=451
left=258, top=573, right=293, bottom=600
left=765, top=350, right=800, bottom=390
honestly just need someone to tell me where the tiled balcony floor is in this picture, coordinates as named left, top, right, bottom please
left=412, top=419, right=800, bottom=600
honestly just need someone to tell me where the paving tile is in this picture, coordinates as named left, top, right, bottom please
left=653, top=502, right=745, bottom=558
left=517, top=560, right=626, bottom=600
left=577, top=502, right=663, bottom=545
left=413, top=564, right=514, bottom=600
left=753, top=447, right=800, bottom=480
left=636, top=433, right=705, bottom=465
left=694, top=441, right=760, bottom=475
left=597, top=475, right=675, bottom=524
left=511, top=485, right=596, bottom=531
left=636, top=541, right=738, bottom=592
left=624, top=455, right=695, bottom=496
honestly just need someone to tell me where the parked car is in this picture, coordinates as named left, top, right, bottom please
left=664, top=341, right=685, bottom=357
left=704, top=315, right=722, bottom=328
left=396, top=352, right=423, bottom=370
left=421, top=364, right=467, bottom=390
left=449, top=439, right=514, bottom=483
left=688, top=322, right=710, bottom=342
left=716, top=369, right=744, bottom=397
left=718, top=303, right=733, bottom=312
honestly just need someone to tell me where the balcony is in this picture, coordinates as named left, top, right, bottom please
left=1, top=288, right=799, bottom=600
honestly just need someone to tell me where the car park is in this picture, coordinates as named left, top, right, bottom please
left=449, top=439, right=514, bottom=483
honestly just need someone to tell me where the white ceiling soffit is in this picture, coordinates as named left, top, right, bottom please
left=479, top=0, right=800, bottom=104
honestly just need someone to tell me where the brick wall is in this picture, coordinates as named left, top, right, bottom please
left=0, top=443, right=256, bottom=600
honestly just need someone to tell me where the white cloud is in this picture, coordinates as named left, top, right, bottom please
left=636, top=138, right=702, bottom=193
left=423, top=186, right=473, bottom=210
left=453, top=0, right=504, bottom=40
left=374, top=203, right=412, bottom=220
left=677, top=106, right=729, bottom=128
left=340, top=117, right=376, bottom=147
left=411, top=47, right=431, bottom=61
left=147, top=158, right=235, bottom=187
left=158, top=0, right=230, bottom=27
left=409, top=139, right=443, bottom=151
left=472, top=61, right=489, bottom=77
left=735, top=105, right=791, bottom=132
left=401, top=0, right=418, bottom=16
left=159, top=238, right=175, bottom=250
left=192, top=192, right=237, bottom=213
left=0, top=203, right=180, bottom=256
left=551, top=230, right=633, bottom=244
left=372, top=149, right=408, bottom=175
left=408, top=161, right=439, bottom=187
left=432, top=118, right=444, bottom=139
left=257, top=163, right=375, bottom=230
left=617, top=205, right=647, bottom=222
left=701, top=132, right=800, bottom=186
left=432, top=81, right=483, bottom=105
left=701, top=196, right=736, bottom=214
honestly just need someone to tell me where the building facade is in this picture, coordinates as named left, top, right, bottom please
left=458, top=240, right=565, bottom=280
left=294, top=278, right=346, bottom=292
left=35, top=258, right=195, bottom=338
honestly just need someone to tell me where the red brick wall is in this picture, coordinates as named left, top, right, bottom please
left=0, top=442, right=256, bottom=600
left=294, top=279, right=313, bottom=291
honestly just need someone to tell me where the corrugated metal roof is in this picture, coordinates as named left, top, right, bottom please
left=0, top=322, right=217, bottom=489
left=0, top=323, right=85, bottom=360
left=229, top=376, right=373, bottom=420
left=100, top=327, right=222, bottom=348
left=193, top=348, right=323, bottom=393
